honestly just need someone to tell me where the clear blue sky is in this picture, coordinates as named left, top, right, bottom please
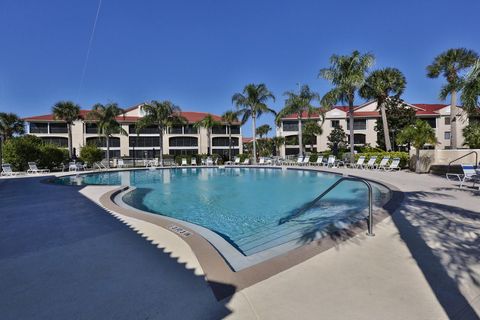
left=0, top=0, right=479, bottom=136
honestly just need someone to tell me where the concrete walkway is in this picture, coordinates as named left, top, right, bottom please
left=1, top=169, right=479, bottom=319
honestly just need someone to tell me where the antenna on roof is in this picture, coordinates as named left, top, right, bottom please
left=77, top=0, right=103, bottom=102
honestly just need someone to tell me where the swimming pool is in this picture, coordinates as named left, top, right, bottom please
left=55, top=168, right=390, bottom=261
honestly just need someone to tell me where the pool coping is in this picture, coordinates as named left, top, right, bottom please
left=93, top=166, right=404, bottom=300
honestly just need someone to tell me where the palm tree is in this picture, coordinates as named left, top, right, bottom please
left=303, top=120, right=323, bottom=152
left=87, top=103, right=127, bottom=167
left=427, top=48, right=478, bottom=149
left=232, top=83, right=276, bottom=164
left=276, top=84, right=320, bottom=156
left=136, top=100, right=185, bottom=166
left=271, top=136, right=285, bottom=156
left=462, top=59, right=480, bottom=115
left=0, top=112, right=25, bottom=170
left=221, top=110, right=239, bottom=161
left=319, top=50, right=375, bottom=162
left=255, top=124, right=272, bottom=138
left=359, top=68, right=407, bottom=151
left=463, top=122, right=480, bottom=149
left=194, top=114, right=220, bottom=155
left=397, top=120, right=437, bottom=173
left=52, top=101, right=81, bottom=158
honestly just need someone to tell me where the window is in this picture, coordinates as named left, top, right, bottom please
left=168, top=126, right=183, bottom=134
left=346, top=119, right=367, bottom=130
left=85, top=123, right=98, bottom=134
left=41, top=137, right=68, bottom=147
left=352, top=134, right=366, bottom=145
left=229, top=125, right=240, bottom=134
left=29, top=122, right=48, bottom=134
left=103, top=150, right=120, bottom=158
left=169, top=137, right=198, bottom=147
left=129, top=149, right=160, bottom=158
left=285, top=135, right=299, bottom=146
left=285, top=148, right=299, bottom=155
left=444, top=131, right=451, bottom=140
left=184, top=125, right=198, bottom=134
left=423, top=118, right=436, bottom=128
left=212, top=137, right=239, bottom=147
left=444, top=117, right=450, bottom=125
left=129, top=124, right=158, bottom=134
left=129, top=136, right=160, bottom=147
left=49, top=123, right=68, bottom=133
left=331, top=120, right=340, bottom=128
left=212, top=149, right=240, bottom=157
left=212, top=126, right=227, bottom=134
left=169, top=149, right=198, bottom=155
left=86, top=137, right=120, bottom=148
left=282, top=121, right=298, bottom=132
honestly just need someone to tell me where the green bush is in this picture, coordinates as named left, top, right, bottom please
left=239, top=153, right=251, bottom=162
left=38, top=144, right=69, bottom=170
left=80, top=144, right=103, bottom=165
left=3, top=135, right=68, bottom=171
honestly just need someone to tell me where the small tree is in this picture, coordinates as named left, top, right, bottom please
left=271, top=136, right=285, bottom=156
left=327, top=126, right=347, bottom=155
left=80, top=144, right=103, bottom=165
left=303, top=121, right=323, bottom=152
left=463, top=122, right=480, bottom=149
left=221, top=110, right=240, bottom=161
left=194, top=114, right=221, bottom=155
left=52, top=101, right=81, bottom=158
left=397, top=120, right=437, bottom=173
left=0, top=112, right=25, bottom=170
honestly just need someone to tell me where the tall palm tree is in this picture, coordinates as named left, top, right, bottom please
left=0, top=112, right=25, bottom=170
left=359, top=68, right=406, bottom=151
left=397, top=120, right=437, bottom=173
left=52, top=101, right=81, bottom=158
left=276, top=85, right=320, bottom=156
left=136, top=100, right=185, bottom=166
left=221, top=110, right=239, bottom=161
left=232, top=83, right=276, bottom=164
left=319, top=50, right=375, bottom=162
left=255, top=124, right=272, bottom=138
left=87, top=103, right=127, bottom=167
left=303, top=120, right=323, bottom=152
left=271, top=136, right=285, bottom=156
left=427, top=48, right=478, bottom=149
left=462, top=59, right=480, bottom=115
left=194, top=114, right=220, bottom=155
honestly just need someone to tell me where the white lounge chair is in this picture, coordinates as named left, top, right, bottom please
left=364, top=156, right=377, bottom=169
left=301, top=156, right=310, bottom=166
left=234, top=157, right=240, bottom=165
left=191, top=158, right=197, bottom=166
left=446, top=164, right=480, bottom=189
left=312, top=156, right=323, bottom=166
left=324, top=155, right=336, bottom=167
left=347, top=156, right=365, bottom=169
left=117, top=159, right=126, bottom=168
left=1, top=164, right=23, bottom=176
left=295, top=156, right=304, bottom=165
left=27, top=162, right=50, bottom=174
left=375, top=157, right=390, bottom=170
left=258, top=157, right=266, bottom=165
left=243, top=158, right=250, bottom=165
left=206, top=157, right=214, bottom=166
left=384, top=158, right=401, bottom=171
left=181, top=158, right=188, bottom=166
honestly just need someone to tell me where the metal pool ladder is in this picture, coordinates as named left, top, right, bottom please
left=282, top=175, right=375, bottom=237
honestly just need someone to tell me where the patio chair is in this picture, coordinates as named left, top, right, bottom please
left=375, top=157, right=390, bottom=170
left=383, top=158, right=401, bottom=171
left=324, top=155, right=336, bottom=167
left=446, top=164, right=480, bottom=189
left=1, top=164, right=23, bottom=176
left=191, top=158, right=197, bottom=166
left=181, top=158, right=188, bottom=166
left=364, top=156, right=378, bottom=169
left=27, top=162, right=50, bottom=174
left=258, top=157, right=266, bottom=165
left=301, top=156, right=310, bottom=166
left=347, top=156, right=366, bottom=169
left=311, top=156, right=323, bottom=166
left=117, top=159, right=126, bottom=168
left=206, top=157, right=214, bottom=166
left=243, top=158, right=250, bottom=165
left=234, top=157, right=240, bottom=165
left=295, top=156, right=304, bottom=165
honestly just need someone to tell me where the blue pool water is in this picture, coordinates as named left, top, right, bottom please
left=55, top=168, right=390, bottom=256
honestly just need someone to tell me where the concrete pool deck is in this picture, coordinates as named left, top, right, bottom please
left=1, top=167, right=480, bottom=319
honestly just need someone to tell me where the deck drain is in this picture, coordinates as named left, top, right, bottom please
left=168, top=225, right=192, bottom=237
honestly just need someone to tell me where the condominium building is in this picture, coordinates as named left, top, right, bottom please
left=276, top=100, right=471, bottom=157
left=24, top=104, right=243, bottom=158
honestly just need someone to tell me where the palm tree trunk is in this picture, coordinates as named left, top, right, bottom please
left=415, top=148, right=420, bottom=173
left=159, top=125, right=163, bottom=166
left=228, top=125, right=232, bottom=161
left=252, top=115, right=257, bottom=164
left=348, top=103, right=355, bottom=162
left=380, top=100, right=392, bottom=151
left=450, top=90, right=457, bottom=149
left=207, top=130, right=211, bottom=155
left=298, top=117, right=303, bottom=156
left=106, top=136, right=110, bottom=168
left=67, top=124, right=73, bottom=158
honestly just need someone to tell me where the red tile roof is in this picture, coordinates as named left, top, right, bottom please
left=242, top=137, right=253, bottom=143
left=24, top=110, right=229, bottom=123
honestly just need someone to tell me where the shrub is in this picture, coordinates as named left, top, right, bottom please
left=80, top=144, right=103, bottom=165
left=3, top=135, right=43, bottom=171
left=38, top=144, right=69, bottom=170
